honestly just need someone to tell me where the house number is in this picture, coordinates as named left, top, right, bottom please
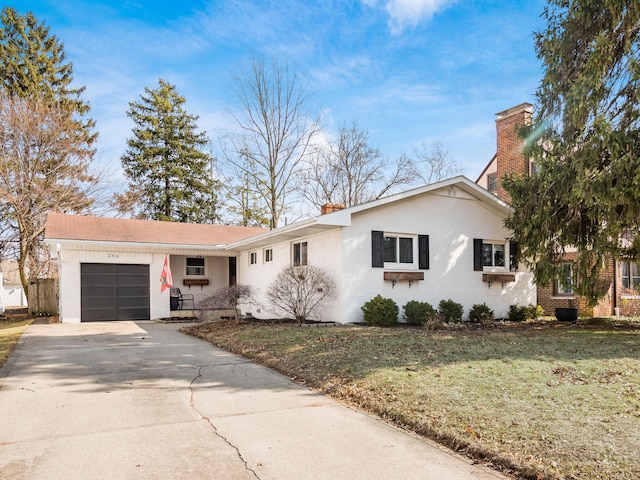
left=107, top=254, right=119, bottom=259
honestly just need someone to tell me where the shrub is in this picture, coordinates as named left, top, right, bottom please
left=528, top=304, right=545, bottom=319
left=200, top=284, right=256, bottom=321
left=508, top=304, right=529, bottom=322
left=362, top=295, right=398, bottom=327
left=508, top=304, right=545, bottom=322
left=266, top=265, right=335, bottom=324
left=403, top=300, right=436, bottom=326
left=438, top=299, right=464, bottom=323
left=469, top=303, right=494, bottom=323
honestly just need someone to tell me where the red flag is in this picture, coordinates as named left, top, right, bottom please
left=160, top=255, right=173, bottom=292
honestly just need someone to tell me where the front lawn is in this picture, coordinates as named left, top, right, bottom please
left=184, top=321, right=640, bottom=480
left=0, top=309, right=33, bottom=368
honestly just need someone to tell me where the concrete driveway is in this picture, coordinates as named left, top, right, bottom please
left=0, top=321, right=508, bottom=480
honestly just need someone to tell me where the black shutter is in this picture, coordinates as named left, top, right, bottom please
left=473, top=238, right=483, bottom=271
left=372, top=231, right=384, bottom=267
left=509, top=239, right=519, bottom=272
left=418, top=235, right=429, bottom=270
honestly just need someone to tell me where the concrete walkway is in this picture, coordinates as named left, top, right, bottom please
left=0, top=321, right=508, bottom=480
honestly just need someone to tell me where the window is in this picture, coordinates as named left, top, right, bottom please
left=530, top=160, right=539, bottom=176
left=186, top=257, right=205, bottom=276
left=384, top=236, right=413, bottom=264
left=555, top=263, right=574, bottom=295
left=264, top=248, right=273, bottom=263
left=292, top=241, right=307, bottom=266
left=249, top=252, right=258, bottom=265
left=482, top=242, right=505, bottom=267
left=621, top=261, right=640, bottom=295
left=372, top=231, right=429, bottom=269
left=487, top=173, right=498, bottom=192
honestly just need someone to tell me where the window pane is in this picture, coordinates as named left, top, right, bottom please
left=557, top=264, right=573, bottom=294
left=482, top=243, right=493, bottom=266
left=488, top=174, right=498, bottom=192
left=384, top=237, right=397, bottom=263
left=494, top=244, right=505, bottom=267
left=399, top=237, right=413, bottom=263
left=293, top=243, right=301, bottom=266
left=300, top=242, right=308, bottom=266
left=186, top=257, right=205, bottom=275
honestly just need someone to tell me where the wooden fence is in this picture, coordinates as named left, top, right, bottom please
left=28, top=278, right=58, bottom=316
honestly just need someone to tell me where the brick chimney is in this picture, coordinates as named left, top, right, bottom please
left=495, top=102, right=533, bottom=203
left=321, top=203, right=346, bottom=215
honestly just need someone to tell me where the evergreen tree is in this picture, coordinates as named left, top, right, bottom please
left=503, top=0, right=640, bottom=303
left=0, top=6, right=95, bottom=143
left=120, top=79, right=218, bottom=223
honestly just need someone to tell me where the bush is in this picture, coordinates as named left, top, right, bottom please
left=528, top=304, right=545, bottom=319
left=362, top=295, right=398, bottom=327
left=508, top=304, right=545, bottom=322
left=469, top=303, right=494, bottom=323
left=266, top=265, right=335, bottom=324
left=438, top=299, right=464, bottom=323
left=508, top=304, right=529, bottom=322
left=403, top=301, right=436, bottom=325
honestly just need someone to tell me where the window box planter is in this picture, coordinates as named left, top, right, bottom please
left=183, top=278, right=209, bottom=287
left=555, top=307, right=578, bottom=322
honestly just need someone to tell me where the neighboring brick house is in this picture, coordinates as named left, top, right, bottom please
left=476, top=103, right=637, bottom=317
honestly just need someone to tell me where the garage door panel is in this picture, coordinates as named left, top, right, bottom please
left=117, top=276, right=149, bottom=287
left=117, top=307, right=150, bottom=320
left=82, top=286, right=117, bottom=298
left=86, top=297, right=119, bottom=309
left=81, top=263, right=150, bottom=322
left=117, top=286, right=150, bottom=298
left=83, top=264, right=117, bottom=275
left=117, top=295, right=149, bottom=308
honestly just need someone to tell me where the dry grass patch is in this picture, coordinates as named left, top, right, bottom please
left=0, top=309, right=33, bottom=368
left=184, top=321, right=640, bottom=480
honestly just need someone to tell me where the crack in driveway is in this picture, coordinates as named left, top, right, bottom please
left=189, top=366, right=261, bottom=480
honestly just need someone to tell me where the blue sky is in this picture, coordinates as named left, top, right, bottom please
left=18, top=0, right=547, bottom=190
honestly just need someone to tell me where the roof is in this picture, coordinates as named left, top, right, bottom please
left=45, top=213, right=267, bottom=248
left=475, top=153, right=497, bottom=184
left=226, top=176, right=512, bottom=250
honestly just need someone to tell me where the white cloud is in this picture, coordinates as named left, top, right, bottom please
left=368, top=0, right=457, bottom=34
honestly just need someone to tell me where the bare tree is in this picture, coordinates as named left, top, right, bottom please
left=412, top=141, right=463, bottom=184
left=0, top=91, right=97, bottom=299
left=300, top=122, right=417, bottom=209
left=266, top=265, right=334, bottom=324
left=220, top=146, right=271, bottom=227
left=200, top=284, right=256, bottom=321
left=225, top=55, right=318, bottom=228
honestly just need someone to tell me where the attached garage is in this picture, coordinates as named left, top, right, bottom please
left=81, top=263, right=150, bottom=321
left=44, top=213, right=266, bottom=323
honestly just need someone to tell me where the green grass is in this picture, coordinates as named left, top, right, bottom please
left=184, top=321, right=640, bottom=480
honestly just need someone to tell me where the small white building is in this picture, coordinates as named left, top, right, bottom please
left=45, top=177, right=535, bottom=323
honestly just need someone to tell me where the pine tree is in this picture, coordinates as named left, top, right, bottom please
left=503, top=0, right=640, bottom=304
left=120, top=79, right=218, bottom=223
left=0, top=6, right=95, bottom=143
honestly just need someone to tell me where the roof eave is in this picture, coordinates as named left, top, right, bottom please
left=44, top=238, right=228, bottom=251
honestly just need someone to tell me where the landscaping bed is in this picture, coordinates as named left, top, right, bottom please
left=184, top=319, right=640, bottom=480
